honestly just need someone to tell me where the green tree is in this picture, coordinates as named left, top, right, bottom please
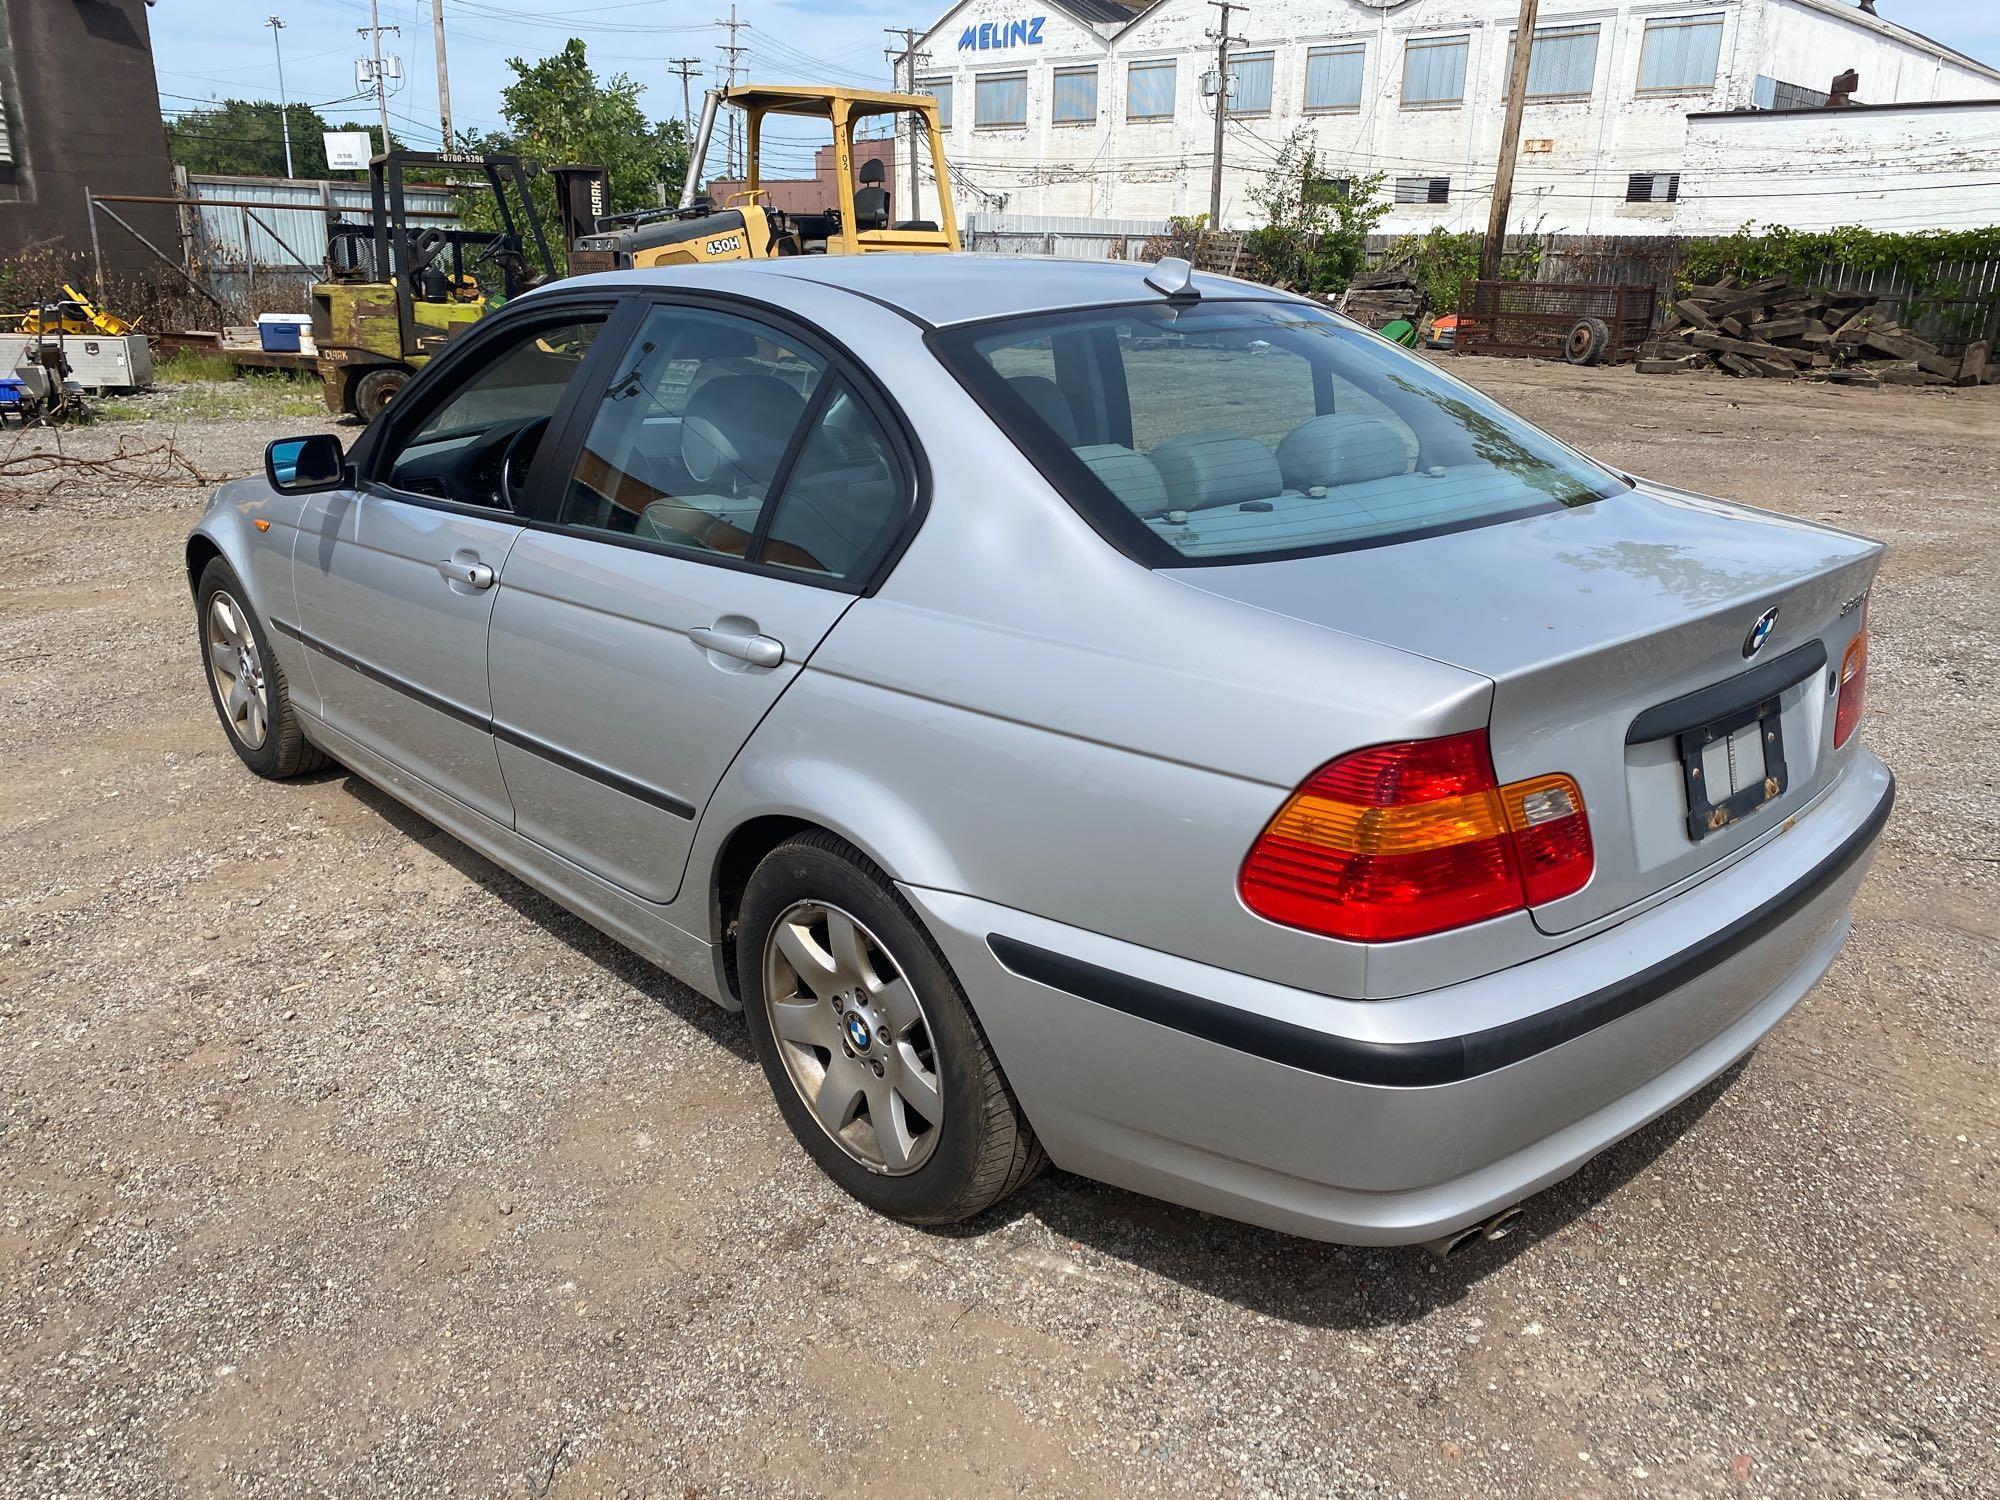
left=166, top=100, right=405, bottom=178
left=459, top=39, right=691, bottom=274
left=1242, top=128, right=1387, bottom=296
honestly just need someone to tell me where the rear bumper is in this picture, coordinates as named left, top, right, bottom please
left=902, top=751, right=1893, bottom=1245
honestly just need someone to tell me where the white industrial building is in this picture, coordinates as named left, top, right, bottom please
left=897, top=0, right=2000, bottom=235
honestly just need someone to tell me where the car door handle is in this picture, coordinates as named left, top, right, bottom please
left=688, top=625, right=784, bottom=669
left=437, top=557, right=495, bottom=590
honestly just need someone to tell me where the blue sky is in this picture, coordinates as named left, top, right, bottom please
left=149, top=0, right=2000, bottom=164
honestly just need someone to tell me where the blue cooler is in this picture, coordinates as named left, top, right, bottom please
left=257, top=314, right=308, bottom=353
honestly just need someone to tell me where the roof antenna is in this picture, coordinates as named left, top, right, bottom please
left=1144, top=256, right=1202, bottom=306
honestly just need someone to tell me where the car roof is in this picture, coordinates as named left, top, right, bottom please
left=549, top=253, right=1293, bottom=330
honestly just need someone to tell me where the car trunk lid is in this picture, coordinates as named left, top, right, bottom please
left=1169, top=482, right=1883, bottom=933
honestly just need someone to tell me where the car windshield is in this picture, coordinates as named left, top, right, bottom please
left=933, top=298, right=1626, bottom=564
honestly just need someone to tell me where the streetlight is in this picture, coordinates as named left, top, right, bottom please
left=265, top=15, right=294, bottom=179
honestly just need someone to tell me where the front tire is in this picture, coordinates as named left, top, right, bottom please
left=738, top=832, right=1044, bottom=1224
left=352, top=366, right=409, bottom=423
left=196, top=558, right=327, bottom=779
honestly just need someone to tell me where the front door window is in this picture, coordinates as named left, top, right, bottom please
left=378, top=317, right=603, bottom=510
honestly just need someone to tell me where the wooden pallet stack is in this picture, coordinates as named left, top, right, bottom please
left=1336, top=266, right=1426, bottom=330
left=1635, top=274, right=1990, bottom=387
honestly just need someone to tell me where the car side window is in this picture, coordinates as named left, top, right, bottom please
left=559, top=306, right=826, bottom=560
left=759, top=379, right=908, bottom=580
left=379, top=317, right=603, bottom=509
left=557, top=305, right=911, bottom=583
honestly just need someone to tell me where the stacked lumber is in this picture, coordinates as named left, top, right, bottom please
left=1337, top=265, right=1425, bottom=330
left=1634, top=274, right=1991, bottom=387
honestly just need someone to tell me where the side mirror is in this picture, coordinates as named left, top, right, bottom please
left=266, top=434, right=346, bottom=494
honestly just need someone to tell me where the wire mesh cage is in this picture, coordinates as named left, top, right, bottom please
left=1456, top=280, right=1657, bottom=362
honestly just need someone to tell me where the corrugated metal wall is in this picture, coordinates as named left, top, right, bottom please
left=187, top=173, right=461, bottom=305
left=963, top=211, right=1168, bottom=261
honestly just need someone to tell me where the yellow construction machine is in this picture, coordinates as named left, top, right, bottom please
left=18, top=285, right=133, bottom=336
left=569, top=84, right=958, bottom=271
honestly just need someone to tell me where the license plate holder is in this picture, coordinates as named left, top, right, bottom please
left=1679, top=695, right=1788, bottom=842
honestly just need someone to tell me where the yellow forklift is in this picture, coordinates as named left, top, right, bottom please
left=569, top=84, right=959, bottom=270
left=313, top=151, right=557, bottom=420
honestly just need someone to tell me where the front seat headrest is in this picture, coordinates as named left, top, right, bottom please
left=680, top=374, right=806, bottom=489
left=1276, top=413, right=1416, bottom=490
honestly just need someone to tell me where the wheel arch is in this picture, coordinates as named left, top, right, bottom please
left=703, top=769, right=970, bottom=1006
left=186, top=531, right=226, bottom=597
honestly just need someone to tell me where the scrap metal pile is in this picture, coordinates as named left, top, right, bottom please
left=1636, top=274, right=1990, bottom=387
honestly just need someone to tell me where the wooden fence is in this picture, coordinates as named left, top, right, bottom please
left=1155, top=230, right=2000, bottom=354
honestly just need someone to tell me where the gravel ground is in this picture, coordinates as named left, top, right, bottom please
left=2, top=360, right=1996, bottom=1498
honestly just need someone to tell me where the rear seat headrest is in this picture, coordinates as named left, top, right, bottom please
left=1276, top=412, right=1416, bottom=490
left=1006, top=375, right=1080, bottom=446
left=1148, top=431, right=1283, bottom=515
left=1074, top=444, right=1167, bottom=519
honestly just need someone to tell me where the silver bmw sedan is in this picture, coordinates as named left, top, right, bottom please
left=186, top=255, right=1891, bottom=1247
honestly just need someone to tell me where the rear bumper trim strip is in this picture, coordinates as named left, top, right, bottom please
left=987, top=770, right=1892, bottom=1088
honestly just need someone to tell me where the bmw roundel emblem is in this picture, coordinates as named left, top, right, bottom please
left=1743, top=606, right=1779, bottom=658
left=845, top=1012, right=873, bottom=1052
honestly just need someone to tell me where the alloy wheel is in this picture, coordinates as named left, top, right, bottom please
left=761, top=900, right=943, bottom=1175
left=205, top=590, right=270, bottom=750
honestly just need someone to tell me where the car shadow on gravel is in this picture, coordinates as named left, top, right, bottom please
left=941, top=1061, right=1744, bottom=1329
left=332, top=768, right=1740, bottom=1326
left=336, top=774, right=754, bottom=1063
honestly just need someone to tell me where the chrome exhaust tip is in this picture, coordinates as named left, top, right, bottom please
left=1480, top=1205, right=1524, bottom=1242
left=1422, top=1205, right=1524, bottom=1260
left=1422, top=1224, right=1484, bottom=1261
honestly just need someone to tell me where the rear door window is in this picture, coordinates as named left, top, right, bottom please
left=554, top=302, right=914, bottom=582
left=933, top=299, right=1624, bottom=565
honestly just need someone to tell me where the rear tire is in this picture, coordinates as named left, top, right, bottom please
left=352, top=366, right=409, bottom=423
left=196, top=558, right=328, bottom=780
left=737, top=831, right=1044, bottom=1225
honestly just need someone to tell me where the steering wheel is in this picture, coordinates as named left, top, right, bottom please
left=499, top=416, right=551, bottom=510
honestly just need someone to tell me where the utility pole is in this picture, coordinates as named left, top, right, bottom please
left=431, top=0, right=454, bottom=150
left=358, top=3, right=401, bottom=154
left=715, top=6, right=746, bottom=179
left=265, top=16, right=294, bottom=179
left=668, top=58, right=703, bottom=137
left=884, top=28, right=924, bottom=220
left=1483, top=0, right=1540, bottom=282
left=1205, top=0, right=1245, bottom=228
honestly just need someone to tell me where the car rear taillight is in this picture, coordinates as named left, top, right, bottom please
left=1239, top=731, right=1593, bottom=943
left=1833, top=600, right=1869, bottom=749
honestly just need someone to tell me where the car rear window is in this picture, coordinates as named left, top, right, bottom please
left=931, top=299, right=1625, bottom=565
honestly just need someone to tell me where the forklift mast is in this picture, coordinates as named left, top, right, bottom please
left=363, top=152, right=558, bottom=360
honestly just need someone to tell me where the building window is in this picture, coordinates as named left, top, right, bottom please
left=1395, top=175, right=1450, bottom=205
left=1228, top=52, right=1274, bottom=115
left=1505, top=23, right=1601, bottom=100
left=1753, top=75, right=1830, bottom=110
left=1127, top=59, right=1176, bottom=121
left=1307, top=176, right=1351, bottom=206
left=1626, top=171, right=1680, bottom=203
left=1052, top=66, right=1097, bottom=123
left=1637, top=14, right=1724, bottom=94
left=1401, top=36, right=1468, bottom=108
left=919, top=77, right=952, bottom=130
left=1305, top=44, right=1364, bottom=112
left=974, top=72, right=1027, bottom=128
